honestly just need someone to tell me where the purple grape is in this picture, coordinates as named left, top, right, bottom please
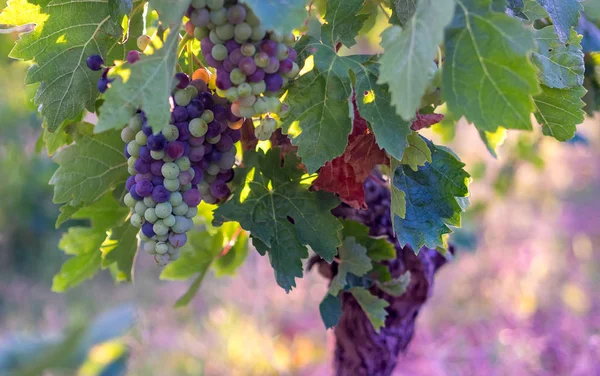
left=142, top=222, right=156, bottom=237
left=222, top=59, right=235, bottom=73
left=124, top=144, right=131, bottom=158
left=207, top=122, right=221, bottom=138
left=217, top=169, right=234, bottom=183
left=183, top=189, right=202, bottom=206
left=135, top=180, right=154, bottom=197
left=216, top=134, right=233, bottom=152
left=139, top=145, right=152, bottom=162
left=213, top=105, right=228, bottom=122
left=150, top=160, right=164, bottom=176
left=189, top=145, right=206, bottom=162
left=218, top=119, right=228, bottom=132
left=225, top=39, right=241, bottom=53
left=279, top=58, right=293, bottom=74
left=227, top=107, right=241, bottom=122
left=216, top=71, right=233, bottom=90
left=152, top=185, right=171, bottom=203
left=142, top=124, right=153, bottom=136
left=169, top=233, right=188, bottom=247
left=147, top=134, right=167, bottom=151
left=201, top=36, right=214, bottom=54
left=228, top=129, right=242, bottom=143
left=126, top=176, right=136, bottom=191
left=127, top=50, right=141, bottom=64
left=203, top=143, right=213, bottom=154
left=151, top=176, right=163, bottom=186
left=197, top=159, right=210, bottom=170
left=175, top=72, right=190, bottom=89
left=229, top=48, right=243, bottom=65
left=130, top=185, right=143, bottom=201
left=176, top=122, right=191, bottom=141
left=97, top=78, right=111, bottom=93
left=166, top=141, right=185, bottom=159
left=248, top=68, right=265, bottom=83
left=198, top=92, right=214, bottom=109
left=191, top=8, right=210, bottom=27
left=190, top=79, right=208, bottom=92
left=288, top=48, right=297, bottom=61
left=187, top=98, right=205, bottom=119
left=183, top=142, right=190, bottom=156
left=135, top=173, right=152, bottom=183
left=191, top=167, right=204, bottom=184
left=134, top=159, right=151, bottom=174
left=227, top=4, right=246, bottom=24
left=265, top=74, right=283, bottom=92
left=210, top=180, right=230, bottom=199
left=102, top=67, right=111, bottom=79
left=207, top=149, right=222, bottom=162
left=264, top=57, right=280, bottom=74
left=86, top=55, right=104, bottom=71
left=239, top=56, right=257, bottom=75
left=204, top=54, right=222, bottom=69
left=261, top=40, right=277, bottom=56
left=172, top=106, right=188, bottom=122
left=179, top=170, right=193, bottom=185
left=189, top=136, right=205, bottom=147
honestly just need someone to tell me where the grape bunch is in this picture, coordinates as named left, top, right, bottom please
left=118, top=71, right=242, bottom=266
left=185, top=0, right=300, bottom=124
left=86, top=48, right=143, bottom=94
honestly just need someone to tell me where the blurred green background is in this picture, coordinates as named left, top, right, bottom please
left=1, top=5, right=600, bottom=376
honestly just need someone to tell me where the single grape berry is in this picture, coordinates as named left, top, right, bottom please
left=127, top=50, right=141, bottom=64
left=175, top=72, right=191, bottom=89
left=86, top=55, right=104, bottom=71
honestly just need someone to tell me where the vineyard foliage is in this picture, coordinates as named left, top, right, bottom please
left=1, top=0, right=599, bottom=331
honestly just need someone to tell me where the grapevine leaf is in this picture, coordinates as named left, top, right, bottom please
left=401, top=132, right=432, bottom=171
left=42, top=121, right=75, bottom=156
left=354, top=65, right=412, bottom=161
left=0, top=0, right=124, bottom=131
left=50, top=125, right=128, bottom=206
left=148, top=0, right=189, bottom=26
left=96, top=29, right=180, bottom=134
left=390, top=0, right=418, bottom=26
left=478, top=127, right=507, bottom=158
left=59, top=227, right=107, bottom=256
left=313, top=156, right=366, bottom=209
left=506, top=0, right=526, bottom=18
left=101, top=222, right=138, bottom=281
left=340, top=220, right=396, bottom=262
left=536, top=0, right=582, bottom=43
left=389, top=157, right=406, bottom=228
left=56, top=203, right=84, bottom=228
left=348, top=287, right=389, bottom=332
left=392, top=139, right=470, bottom=250
left=322, top=0, right=368, bottom=48
left=533, top=85, right=586, bottom=141
left=213, top=148, right=342, bottom=291
left=329, top=237, right=372, bottom=295
left=443, top=0, right=539, bottom=132
left=319, top=294, right=342, bottom=329
left=52, top=251, right=102, bottom=292
left=532, top=27, right=584, bottom=89
left=378, top=0, right=455, bottom=120
left=522, top=0, right=548, bottom=21
left=411, top=112, right=444, bottom=131
left=213, top=232, right=249, bottom=277
left=377, top=271, right=411, bottom=296
left=240, top=0, right=307, bottom=34
left=70, top=193, right=129, bottom=230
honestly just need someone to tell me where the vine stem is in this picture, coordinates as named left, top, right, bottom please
left=187, top=41, right=194, bottom=77
left=220, top=227, right=243, bottom=257
left=177, top=34, right=192, bottom=58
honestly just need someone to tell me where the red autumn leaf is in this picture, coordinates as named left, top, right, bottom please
left=411, top=112, right=444, bottom=131
left=312, top=106, right=388, bottom=209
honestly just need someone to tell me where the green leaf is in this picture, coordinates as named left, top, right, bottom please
left=392, top=140, right=470, bottom=250
left=378, top=0, right=455, bottom=120
left=521, top=0, right=548, bottom=21
left=149, top=0, right=189, bottom=26
left=329, top=237, right=372, bottom=295
left=536, top=0, right=582, bottom=43
left=42, top=121, right=74, bottom=156
left=50, top=125, right=128, bottom=206
left=59, top=227, right=107, bottom=256
left=240, top=0, right=307, bottom=34
left=0, top=0, right=123, bottom=131
left=390, top=0, right=418, bottom=26
left=52, top=251, right=102, bottom=292
left=532, top=27, right=584, bottom=89
left=533, top=85, right=586, bottom=141
left=322, top=0, right=368, bottom=48
left=319, top=294, right=342, bottom=329
left=96, top=29, right=180, bottom=134
left=377, top=271, right=411, bottom=296
left=389, top=157, right=406, bottom=230
left=340, top=220, right=396, bottom=262
left=478, top=127, right=507, bottom=158
left=213, top=148, right=342, bottom=291
left=101, top=222, right=138, bottom=281
left=213, top=231, right=249, bottom=277
left=348, top=287, right=389, bottom=332
left=70, top=193, right=129, bottom=230
left=56, top=203, right=84, bottom=228
left=443, top=0, right=539, bottom=132
left=401, top=132, right=432, bottom=171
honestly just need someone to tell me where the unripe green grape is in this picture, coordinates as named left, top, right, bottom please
left=181, top=183, right=193, bottom=192
left=128, top=166, right=136, bottom=175
left=175, top=157, right=191, bottom=171
left=207, top=134, right=221, bottom=144
left=129, top=114, right=143, bottom=132
left=207, top=0, right=224, bottom=10
left=254, top=52, right=269, bottom=68
left=209, top=8, right=227, bottom=25
left=162, top=124, right=179, bottom=141
left=173, top=202, right=189, bottom=216
left=162, top=162, right=180, bottom=179
left=169, top=249, right=181, bottom=261
left=135, top=131, right=148, bottom=146
left=283, top=32, right=296, bottom=46
left=155, top=254, right=170, bottom=266
left=251, top=25, right=266, bottom=41
left=151, top=150, right=165, bottom=160
left=241, top=43, right=256, bottom=57
left=164, top=178, right=181, bottom=192
left=245, top=9, right=260, bottom=27
left=172, top=216, right=188, bottom=233
left=230, top=68, right=246, bottom=85
left=205, top=173, right=216, bottom=183
left=127, top=156, right=137, bottom=168
left=282, top=77, right=289, bottom=88
left=121, top=127, right=135, bottom=143
left=207, top=163, right=221, bottom=175
left=194, top=27, right=209, bottom=40
left=226, top=87, right=239, bottom=102
left=211, top=44, right=228, bottom=61
left=201, top=110, right=214, bottom=123
left=216, top=23, right=234, bottom=41
left=135, top=201, right=148, bottom=216
left=234, top=23, right=252, bottom=41
left=285, top=62, right=300, bottom=79
left=145, top=207, right=159, bottom=223
left=253, top=96, right=268, bottom=114
left=155, top=202, right=173, bottom=218
left=239, top=94, right=256, bottom=107
left=203, top=192, right=218, bottom=204
left=185, top=206, right=199, bottom=219
left=143, top=240, right=157, bottom=255
left=174, top=89, right=192, bottom=107
left=163, top=214, right=176, bottom=227
left=139, top=233, right=151, bottom=242
left=239, top=105, right=255, bottom=118
left=251, top=81, right=266, bottom=96
left=155, top=241, right=169, bottom=255
left=124, top=193, right=136, bottom=207
left=191, top=0, right=206, bottom=8
left=189, top=118, right=208, bottom=137
left=270, top=30, right=283, bottom=43
left=189, top=168, right=196, bottom=179
left=256, top=117, right=278, bottom=141
left=144, top=196, right=157, bottom=208
left=185, top=85, right=199, bottom=98
left=169, top=191, right=183, bottom=206
left=156, top=234, right=168, bottom=242
left=163, top=154, right=175, bottom=163
left=266, top=97, right=282, bottom=113
left=130, top=213, right=143, bottom=227
left=276, top=43, right=289, bottom=60
left=198, top=182, right=210, bottom=195
left=209, top=29, right=223, bottom=45
left=127, top=141, right=141, bottom=157
left=279, top=103, right=291, bottom=118
left=237, top=82, right=252, bottom=97
left=137, top=35, right=152, bottom=51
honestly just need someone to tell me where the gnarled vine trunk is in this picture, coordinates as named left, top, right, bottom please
left=332, top=246, right=449, bottom=375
